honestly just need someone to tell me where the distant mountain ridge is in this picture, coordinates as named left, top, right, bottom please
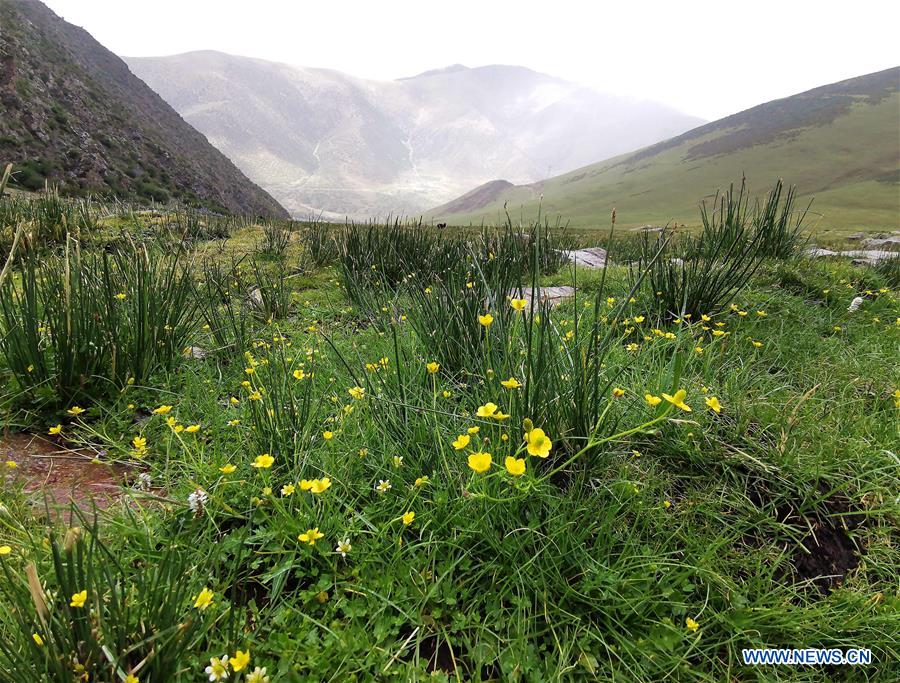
left=126, top=51, right=704, bottom=219
left=0, top=0, right=288, bottom=217
left=429, top=67, right=900, bottom=232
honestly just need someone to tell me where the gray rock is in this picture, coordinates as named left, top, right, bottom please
left=861, top=236, right=900, bottom=249
left=564, top=248, right=607, bottom=269
left=509, top=286, right=576, bottom=307
left=184, top=346, right=208, bottom=360
left=248, top=286, right=264, bottom=308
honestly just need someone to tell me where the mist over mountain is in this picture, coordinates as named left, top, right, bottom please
left=430, top=67, right=900, bottom=232
left=126, top=51, right=704, bottom=218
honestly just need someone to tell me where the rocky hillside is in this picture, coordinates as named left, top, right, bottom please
left=0, top=0, right=288, bottom=217
left=127, top=52, right=704, bottom=219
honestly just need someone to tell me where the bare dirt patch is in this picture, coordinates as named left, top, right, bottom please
left=1, top=433, right=136, bottom=511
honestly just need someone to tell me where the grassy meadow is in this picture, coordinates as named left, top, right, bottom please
left=0, top=177, right=898, bottom=681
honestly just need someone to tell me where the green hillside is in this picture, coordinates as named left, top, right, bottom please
left=430, top=67, right=900, bottom=237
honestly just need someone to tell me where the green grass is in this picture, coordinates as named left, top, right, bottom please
left=0, top=204, right=898, bottom=681
left=431, top=71, right=900, bottom=236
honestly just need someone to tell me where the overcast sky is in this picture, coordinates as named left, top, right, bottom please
left=42, top=0, right=899, bottom=120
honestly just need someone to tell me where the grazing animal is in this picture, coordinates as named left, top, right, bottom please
left=436, top=222, right=447, bottom=229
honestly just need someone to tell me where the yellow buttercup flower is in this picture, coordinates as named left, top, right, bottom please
left=468, top=451, right=492, bottom=473
left=251, top=454, right=274, bottom=469
left=526, top=428, right=552, bottom=458
left=426, top=362, right=440, bottom=374
left=0, top=545, right=12, bottom=555
left=185, top=424, right=200, bottom=433
left=281, top=483, right=295, bottom=496
left=32, top=633, right=43, bottom=646
left=612, top=387, right=626, bottom=398
left=662, top=389, right=692, bottom=412
left=232, top=650, right=251, bottom=672
left=299, top=528, right=324, bottom=545
left=402, top=511, right=415, bottom=526
left=505, top=456, right=525, bottom=477
left=67, top=406, right=85, bottom=416
left=452, top=434, right=471, bottom=450
left=478, top=313, right=494, bottom=327
left=501, top=377, right=522, bottom=389
left=219, top=464, right=236, bottom=474
left=476, top=402, right=498, bottom=418
left=510, top=298, right=527, bottom=311
left=193, top=586, right=214, bottom=610
left=705, top=396, right=722, bottom=413
left=293, top=369, right=306, bottom=380
left=152, top=405, right=172, bottom=415
left=686, top=617, right=699, bottom=632
left=348, top=386, right=365, bottom=400
left=48, top=424, right=62, bottom=435
left=70, top=590, right=87, bottom=608
left=644, top=394, right=662, bottom=407
left=310, top=477, right=332, bottom=494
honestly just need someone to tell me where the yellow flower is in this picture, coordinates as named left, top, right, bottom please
left=402, top=511, right=415, bottom=526
left=348, top=386, right=365, bottom=400
left=426, top=362, right=440, bottom=374
left=322, top=430, right=334, bottom=441
left=510, top=298, right=527, bottom=311
left=501, top=377, right=522, bottom=389
left=476, top=402, right=498, bottom=418
left=5, top=460, right=17, bottom=469
left=299, top=528, right=324, bottom=545
left=70, top=590, right=87, bottom=608
left=712, top=330, right=726, bottom=337
left=451, top=434, right=471, bottom=450
left=414, top=475, right=430, bottom=487
left=644, top=394, right=662, bottom=407
left=526, top=428, right=553, bottom=458
left=299, top=479, right=313, bottom=491
left=0, top=545, right=12, bottom=555
left=232, top=650, right=251, bottom=672
left=662, top=389, right=692, bottom=412
left=293, top=368, right=306, bottom=381
left=219, top=464, right=236, bottom=474
left=686, top=617, right=699, bottom=632
left=310, top=477, right=332, bottom=494
left=751, top=340, right=763, bottom=348
left=756, top=310, right=767, bottom=317
left=115, top=292, right=127, bottom=300
left=478, top=313, right=494, bottom=327
left=505, top=456, right=526, bottom=477
left=126, top=676, right=139, bottom=683
left=185, top=424, right=200, bottom=433
left=467, top=426, right=480, bottom=434
left=67, top=406, right=85, bottom=416
left=248, top=390, right=262, bottom=401
left=633, top=315, right=645, bottom=323
left=132, top=436, right=147, bottom=451
left=281, top=483, right=295, bottom=496
left=251, top=454, right=274, bottom=469
left=705, top=396, right=722, bottom=413
left=612, top=387, right=625, bottom=398
left=152, top=405, right=172, bottom=415
left=468, top=451, right=492, bottom=473
left=32, top=633, right=43, bottom=646
left=48, top=424, right=62, bottom=435
left=694, top=346, right=704, bottom=354
left=193, top=587, right=214, bottom=610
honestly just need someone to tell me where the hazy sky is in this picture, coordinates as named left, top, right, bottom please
left=43, top=0, right=899, bottom=120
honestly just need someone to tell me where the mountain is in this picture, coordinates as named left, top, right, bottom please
left=126, top=51, right=704, bottom=219
left=429, top=67, right=900, bottom=233
left=0, top=0, right=288, bottom=217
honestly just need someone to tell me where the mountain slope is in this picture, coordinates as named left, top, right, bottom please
left=0, top=0, right=288, bottom=217
left=126, top=52, right=704, bottom=219
left=429, top=67, right=900, bottom=233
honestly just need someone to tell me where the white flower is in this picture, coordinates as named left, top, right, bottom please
left=848, top=296, right=864, bottom=313
left=205, top=655, right=230, bottom=681
left=136, top=472, right=152, bottom=491
left=376, top=479, right=392, bottom=493
left=336, top=538, right=352, bottom=557
left=246, top=668, right=270, bottom=683
left=188, top=488, right=209, bottom=516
